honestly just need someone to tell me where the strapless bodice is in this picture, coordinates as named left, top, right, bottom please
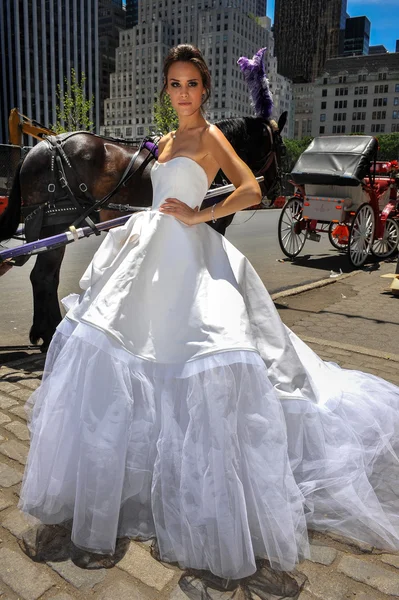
left=151, top=157, right=209, bottom=210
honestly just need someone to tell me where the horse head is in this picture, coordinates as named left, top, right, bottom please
left=215, top=114, right=287, bottom=203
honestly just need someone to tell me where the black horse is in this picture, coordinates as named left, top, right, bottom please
left=0, top=114, right=287, bottom=349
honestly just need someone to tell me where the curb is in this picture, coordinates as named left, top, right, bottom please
left=271, top=270, right=361, bottom=301
left=301, top=335, right=399, bottom=363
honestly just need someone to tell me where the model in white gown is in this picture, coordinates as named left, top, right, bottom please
left=19, top=157, right=399, bottom=579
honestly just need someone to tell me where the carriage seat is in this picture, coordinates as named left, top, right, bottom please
left=374, top=178, right=390, bottom=194
left=300, top=183, right=370, bottom=222
left=304, top=183, right=370, bottom=209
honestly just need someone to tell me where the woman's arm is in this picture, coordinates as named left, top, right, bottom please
left=160, top=125, right=261, bottom=225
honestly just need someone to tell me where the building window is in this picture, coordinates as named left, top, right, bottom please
left=396, top=84, right=399, bottom=92
left=320, top=113, right=326, bottom=122
left=373, top=97, right=388, bottom=107
left=322, top=89, right=327, bottom=97
left=321, top=101, right=327, bottom=109
left=394, top=97, right=399, bottom=106
left=374, top=84, right=389, bottom=94
left=371, top=124, right=386, bottom=133
left=378, top=72, right=387, bottom=80
left=392, top=124, right=399, bottom=132
left=352, top=124, right=365, bottom=133
left=319, top=126, right=325, bottom=134
left=323, top=78, right=328, bottom=84
left=393, top=111, right=398, bottom=119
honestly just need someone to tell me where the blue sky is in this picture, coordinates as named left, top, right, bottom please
left=266, top=0, right=399, bottom=52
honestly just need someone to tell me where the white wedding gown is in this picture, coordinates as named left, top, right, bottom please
left=20, top=157, right=399, bottom=579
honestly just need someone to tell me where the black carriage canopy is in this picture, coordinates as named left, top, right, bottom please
left=290, top=135, right=378, bottom=187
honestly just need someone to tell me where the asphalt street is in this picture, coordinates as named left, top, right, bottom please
left=0, top=209, right=354, bottom=348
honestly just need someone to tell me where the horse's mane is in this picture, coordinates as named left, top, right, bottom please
left=215, top=116, right=273, bottom=146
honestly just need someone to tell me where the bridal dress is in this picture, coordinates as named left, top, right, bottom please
left=19, top=157, right=399, bottom=579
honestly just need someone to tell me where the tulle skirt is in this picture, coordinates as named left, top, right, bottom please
left=19, top=318, right=399, bottom=579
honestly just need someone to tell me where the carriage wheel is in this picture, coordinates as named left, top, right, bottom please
left=371, top=217, right=399, bottom=259
left=348, top=204, right=375, bottom=267
left=278, top=197, right=307, bottom=258
left=328, top=223, right=349, bottom=251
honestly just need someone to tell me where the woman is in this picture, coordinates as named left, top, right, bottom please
left=19, top=45, right=399, bottom=580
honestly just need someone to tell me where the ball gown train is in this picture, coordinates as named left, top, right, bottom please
left=19, top=157, right=399, bottom=579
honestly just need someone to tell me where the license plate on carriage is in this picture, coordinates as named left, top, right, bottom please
left=303, top=196, right=345, bottom=222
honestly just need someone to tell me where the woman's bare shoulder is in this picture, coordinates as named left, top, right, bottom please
left=158, top=131, right=174, bottom=154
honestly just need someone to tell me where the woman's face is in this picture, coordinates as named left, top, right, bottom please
left=166, top=61, right=205, bottom=117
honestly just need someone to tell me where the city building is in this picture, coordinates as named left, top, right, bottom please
left=126, top=0, right=139, bottom=28
left=369, top=45, right=388, bottom=55
left=292, top=83, right=315, bottom=139
left=102, top=0, right=292, bottom=140
left=312, top=53, right=399, bottom=137
left=274, top=0, right=347, bottom=82
left=0, top=0, right=100, bottom=144
left=99, top=0, right=127, bottom=125
left=343, top=16, right=370, bottom=56
left=255, top=1, right=267, bottom=16
left=258, top=17, right=293, bottom=138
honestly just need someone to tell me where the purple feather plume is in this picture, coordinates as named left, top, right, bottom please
left=237, top=48, right=273, bottom=119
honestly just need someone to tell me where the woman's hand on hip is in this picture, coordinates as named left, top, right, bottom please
left=159, top=198, right=200, bottom=226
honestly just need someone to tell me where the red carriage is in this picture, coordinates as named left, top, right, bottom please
left=278, top=136, right=399, bottom=268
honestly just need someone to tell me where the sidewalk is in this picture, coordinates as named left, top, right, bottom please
left=1, top=262, right=399, bottom=600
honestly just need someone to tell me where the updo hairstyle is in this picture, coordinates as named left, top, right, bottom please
left=160, top=44, right=211, bottom=112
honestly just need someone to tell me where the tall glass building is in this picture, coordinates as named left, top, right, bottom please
left=255, top=1, right=267, bottom=16
left=0, top=0, right=100, bottom=144
left=343, top=16, right=371, bottom=56
left=126, top=0, right=139, bottom=28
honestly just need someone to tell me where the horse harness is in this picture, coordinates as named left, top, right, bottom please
left=252, top=123, right=284, bottom=199
left=22, top=132, right=158, bottom=238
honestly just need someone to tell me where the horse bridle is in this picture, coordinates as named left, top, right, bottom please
left=252, top=124, right=284, bottom=199
left=40, top=133, right=158, bottom=233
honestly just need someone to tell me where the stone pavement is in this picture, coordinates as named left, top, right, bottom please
left=0, top=262, right=399, bottom=599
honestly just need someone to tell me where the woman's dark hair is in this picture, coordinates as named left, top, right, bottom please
left=160, top=44, right=211, bottom=112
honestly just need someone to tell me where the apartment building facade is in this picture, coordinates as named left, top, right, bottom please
left=312, top=54, right=399, bottom=137
left=102, top=1, right=281, bottom=139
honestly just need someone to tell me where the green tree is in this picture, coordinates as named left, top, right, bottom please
left=283, top=136, right=313, bottom=172
left=54, top=68, right=94, bottom=133
left=153, top=94, right=178, bottom=135
left=375, top=133, right=399, bottom=161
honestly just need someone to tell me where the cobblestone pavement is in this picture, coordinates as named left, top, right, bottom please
left=1, top=263, right=399, bottom=599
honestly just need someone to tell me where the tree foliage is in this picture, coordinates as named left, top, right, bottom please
left=54, top=68, right=94, bottom=133
left=153, top=94, right=178, bottom=135
left=375, top=133, right=399, bottom=161
left=282, top=137, right=313, bottom=172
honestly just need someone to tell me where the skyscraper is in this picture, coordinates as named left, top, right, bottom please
left=255, top=1, right=267, bottom=16
left=99, top=0, right=127, bottom=124
left=343, top=16, right=370, bottom=56
left=0, top=0, right=100, bottom=144
left=274, top=0, right=347, bottom=82
left=102, top=0, right=281, bottom=140
left=126, top=0, right=139, bottom=28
